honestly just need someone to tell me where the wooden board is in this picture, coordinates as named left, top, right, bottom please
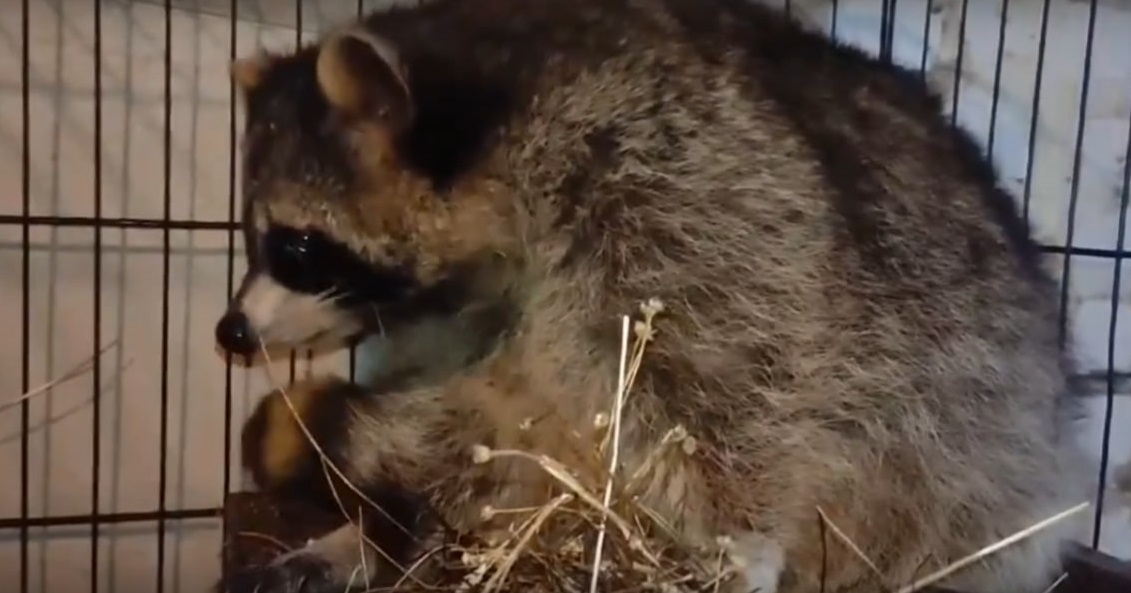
left=222, top=490, right=346, bottom=570
left=1059, top=540, right=1131, bottom=593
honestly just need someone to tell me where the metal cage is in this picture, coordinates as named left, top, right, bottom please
left=0, top=0, right=1128, bottom=592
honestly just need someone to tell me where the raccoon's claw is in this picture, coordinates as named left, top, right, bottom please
left=216, top=552, right=357, bottom=593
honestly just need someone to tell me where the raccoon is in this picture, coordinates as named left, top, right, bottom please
left=213, top=0, right=1096, bottom=592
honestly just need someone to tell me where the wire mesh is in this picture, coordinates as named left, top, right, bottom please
left=0, top=0, right=1127, bottom=591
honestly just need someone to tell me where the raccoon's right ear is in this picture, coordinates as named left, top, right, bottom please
left=316, top=27, right=414, bottom=134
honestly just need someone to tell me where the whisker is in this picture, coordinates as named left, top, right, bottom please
left=369, top=303, right=387, bottom=338
left=315, top=287, right=346, bottom=304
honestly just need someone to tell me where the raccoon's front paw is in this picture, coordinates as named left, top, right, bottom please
left=216, top=551, right=361, bottom=593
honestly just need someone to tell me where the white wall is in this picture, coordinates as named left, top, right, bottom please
left=0, top=1, right=1127, bottom=592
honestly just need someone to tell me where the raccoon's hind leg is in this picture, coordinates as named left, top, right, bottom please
left=220, top=377, right=435, bottom=593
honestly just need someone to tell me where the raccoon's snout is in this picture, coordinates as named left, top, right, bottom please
left=215, top=309, right=259, bottom=357
left=219, top=271, right=366, bottom=353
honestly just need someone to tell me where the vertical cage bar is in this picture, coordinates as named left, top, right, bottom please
left=948, top=0, right=972, bottom=128
left=829, top=0, right=839, bottom=39
left=1021, top=0, right=1054, bottom=223
left=985, top=0, right=1011, bottom=158
left=19, top=0, right=32, bottom=590
left=350, top=0, right=364, bottom=383
left=1056, top=0, right=1101, bottom=349
left=349, top=344, right=357, bottom=381
left=289, top=0, right=303, bottom=383
left=880, top=0, right=889, bottom=61
left=156, top=0, right=174, bottom=591
left=221, top=0, right=240, bottom=583
left=918, top=0, right=933, bottom=77
left=1092, top=86, right=1131, bottom=549
left=91, top=0, right=105, bottom=590
left=880, top=0, right=898, bottom=63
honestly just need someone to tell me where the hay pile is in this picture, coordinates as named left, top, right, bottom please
left=403, top=480, right=727, bottom=593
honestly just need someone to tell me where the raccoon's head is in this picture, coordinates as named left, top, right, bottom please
left=215, top=24, right=518, bottom=358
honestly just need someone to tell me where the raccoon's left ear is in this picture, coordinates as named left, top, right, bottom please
left=316, top=27, right=414, bottom=134
left=230, top=49, right=274, bottom=95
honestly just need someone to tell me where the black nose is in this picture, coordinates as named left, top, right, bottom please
left=215, top=310, right=258, bottom=356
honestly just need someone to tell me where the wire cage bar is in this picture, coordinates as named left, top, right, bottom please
left=0, top=0, right=1128, bottom=592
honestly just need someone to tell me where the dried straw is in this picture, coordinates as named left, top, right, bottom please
left=1039, top=572, right=1069, bottom=593
left=894, top=502, right=1090, bottom=593
left=588, top=314, right=632, bottom=593
left=234, top=531, right=292, bottom=553
left=816, top=506, right=889, bottom=588
left=1, top=339, right=122, bottom=414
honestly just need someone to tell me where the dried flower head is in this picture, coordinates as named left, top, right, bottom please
left=471, top=444, right=493, bottom=464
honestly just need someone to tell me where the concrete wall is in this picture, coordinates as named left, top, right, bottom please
left=0, top=0, right=1127, bottom=591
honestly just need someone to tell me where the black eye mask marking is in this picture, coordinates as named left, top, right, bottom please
left=262, top=226, right=420, bottom=305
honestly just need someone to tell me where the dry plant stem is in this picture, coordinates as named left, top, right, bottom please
left=256, top=342, right=426, bottom=587
left=316, top=458, right=379, bottom=583
left=475, top=448, right=650, bottom=559
left=633, top=504, right=681, bottom=546
left=357, top=506, right=372, bottom=586
left=634, top=502, right=717, bottom=578
left=598, top=301, right=662, bottom=456
left=235, top=531, right=294, bottom=553
left=481, top=505, right=549, bottom=518
left=458, top=503, right=559, bottom=591
left=816, top=505, right=890, bottom=589
left=473, top=499, right=551, bottom=573
left=482, top=493, right=575, bottom=593
left=1, top=339, right=122, bottom=413
left=622, top=425, right=690, bottom=499
left=588, top=315, right=633, bottom=593
left=895, top=502, right=1091, bottom=593
left=314, top=461, right=393, bottom=586
left=500, top=507, right=558, bottom=547
left=391, top=543, right=448, bottom=589
left=346, top=564, right=366, bottom=592
left=1039, top=572, right=1069, bottom=593
left=706, top=545, right=731, bottom=593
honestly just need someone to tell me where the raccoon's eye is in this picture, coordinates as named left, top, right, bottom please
left=263, top=227, right=335, bottom=295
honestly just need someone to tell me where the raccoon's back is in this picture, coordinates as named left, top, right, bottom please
left=359, top=0, right=1086, bottom=586
left=380, top=0, right=1075, bottom=483
left=505, top=0, right=1079, bottom=510
left=509, top=4, right=1086, bottom=587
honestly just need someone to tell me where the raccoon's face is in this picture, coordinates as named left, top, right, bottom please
left=216, top=223, right=418, bottom=358
left=215, top=25, right=516, bottom=358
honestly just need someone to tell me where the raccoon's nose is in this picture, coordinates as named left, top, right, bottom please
left=215, top=310, right=258, bottom=357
